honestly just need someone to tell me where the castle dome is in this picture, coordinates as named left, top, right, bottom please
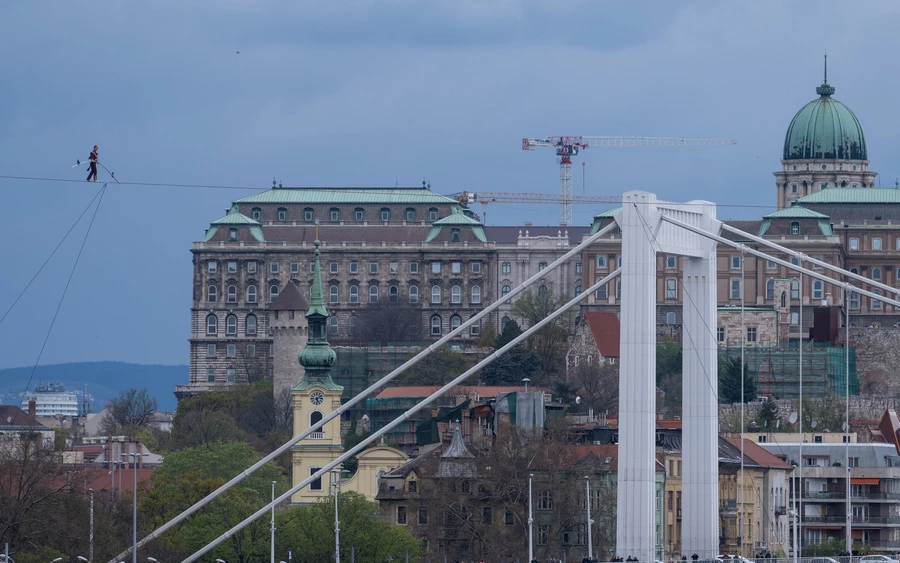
left=783, top=79, right=866, bottom=161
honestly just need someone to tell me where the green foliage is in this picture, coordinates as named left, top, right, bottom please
left=276, top=492, right=424, bottom=563
left=480, top=347, right=538, bottom=385
left=656, top=338, right=682, bottom=385
left=395, top=346, right=470, bottom=385
left=718, top=356, right=756, bottom=404
left=495, top=319, right=523, bottom=348
left=475, top=320, right=498, bottom=348
left=758, top=397, right=779, bottom=429
left=53, top=428, right=67, bottom=450
left=510, top=289, right=572, bottom=376
left=341, top=421, right=373, bottom=475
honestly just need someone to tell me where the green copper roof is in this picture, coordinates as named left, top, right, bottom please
left=796, top=188, right=900, bottom=204
left=234, top=187, right=457, bottom=205
left=305, top=241, right=329, bottom=319
left=589, top=207, right=622, bottom=234
left=425, top=210, right=487, bottom=243
left=431, top=211, right=483, bottom=226
left=210, top=206, right=261, bottom=225
left=762, top=206, right=829, bottom=219
left=783, top=78, right=866, bottom=160
left=295, top=240, right=340, bottom=391
left=291, top=371, right=343, bottom=392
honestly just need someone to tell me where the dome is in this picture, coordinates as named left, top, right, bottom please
left=783, top=81, right=867, bottom=161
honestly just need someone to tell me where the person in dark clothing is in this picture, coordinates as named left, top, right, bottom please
left=691, top=554, right=699, bottom=561
left=86, top=145, right=99, bottom=182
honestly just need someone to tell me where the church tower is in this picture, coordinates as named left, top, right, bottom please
left=290, top=239, right=344, bottom=504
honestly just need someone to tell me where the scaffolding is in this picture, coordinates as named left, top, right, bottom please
left=720, top=343, right=858, bottom=399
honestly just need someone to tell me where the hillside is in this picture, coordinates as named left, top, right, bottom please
left=0, top=362, right=185, bottom=412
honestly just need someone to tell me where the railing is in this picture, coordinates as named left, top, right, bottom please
left=308, top=432, right=324, bottom=440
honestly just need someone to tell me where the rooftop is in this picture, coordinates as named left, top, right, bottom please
left=796, top=187, right=900, bottom=205
left=234, top=187, right=458, bottom=206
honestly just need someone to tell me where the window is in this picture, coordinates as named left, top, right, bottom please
left=330, top=285, right=339, bottom=303
left=575, top=262, right=582, bottom=274
left=666, top=312, right=676, bottom=325
left=765, top=279, right=775, bottom=300
left=431, top=315, right=441, bottom=335
left=418, top=507, right=427, bottom=525
left=350, top=261, right=358, bottom=274
left=502, top=262, right=511, bottom=274
left=206, top=344, right=217, bottom=357
left=206, top=314, right=217, bottom=335
left=396, top=506, right=407, bottom=524
left=665, top=279, right=677, bottom=299
left=575, top=284, right=582, bottom=295
left=432, top=285, right=441, bottom=303
left=228, top=228, right=238, bottom=241
left=731, top=255, right=741, bottom=269
left=227, top=285, right=237, bottom=303
left=389, top=262, right=398, bottom=274
left=616, top=279, right=622, bottom=299
left=246, top=314, right=257, bottom=336
left=505, top=510, right=514, bottom=525
left=537, top=525, right=548, bottom=546
left=349, top=285, right=359, bottom=303
left=790, top=222, right=800, bottom=235
left=717, top=327, right=725, bottom=342
left=791, top=184, right=798, bottom=193
left=597, top=256, right=607, bottom=268
left=226, top=315, right=237, bottom=335
left=247, top=284, right=257, bottom=303
left=207, top=368, right=215, bottom=383
left=666, top=256, right=676, bottom=269
left=850, top=238, right=859, bottom=251
left=470, top=318, right=480, bottom=336
left=813, top=280, right=823, bottom=300
left=873, top=290, right=883, bottom=310
left=850, top=290, right=860, bottom=309
left=247, top=261, right=257, bottom=274
left=471, top=285, right=481, bottom=303
left=821, top=182, right=828, bottom=190
left=451, top=315, right=461, bottom=330
left=330, top=261, right=338, bottom=274
left=452, top=262, right=461, bottom=274
left=790, top=279, right=799, bottom=299
left=472, top=262, right=481, bottom=274
left=538, top=262, right=547, bottom=271
left=850, top=268, right=858, bottom=275
left=790, top=312, right=800, bottom=325
left=328, top=316, right=338, bottom=335
left=767, top=259, right=776, bottom=270
left=539, top=489, right=552, bottom=510
left=246, top=344, right=256, bottom=357
left=309, top=467, right=322, bottom=491
left=502, top=285, right=511, bottom=303
left=409, top=285, right=418, bottom=303
left=368, top=261, right=378, bottom=274
left=538, top=284, right=548, bottom=297
left=405, top=208, right=415, bottom=222
left=270, top=284, right=279, bottom=302
left=278, top=208, right=287, bottom=221
left=227, top=261, right=237, bottom=273
left=303, top=208, right=313, bottom=221
left=451, top=285, right=461, bottom=303
left=482, top=507, right=492, bottom=524
left=208, top=261, right=218, bottom=274
left=226, top=344, right=236, bottom=358
left=369, top=285, right=378, bottom=303
left=269, top=343, right=274, bottom=357
left=289, top=262, right=300, bottom=274
left=348, top=315, right=357, bottom=334
left=354, top=208, right=364, bottom=221
left=429, top=208, right=438, bottom=221
left=873, top=267, right=882, bottom=281
left=271, top=262, right=279, bottom=274
left=409, top=261, right=418, bottom=273
left=389, top=285, right=399, bottom=302
left=208, top=285, right=218, bottom=303
left=380, top=208, right=390, bottom=221
left=873, top=238, right=883, bottom=251
left=251, top=207, right=262, bottom=220
left=501, top=316, right=510, bottom=330
left=731, top=279, right=741, bottom=299
left=813, top=255, right=824, bottom=269
left=747, top=327, right=757, bottom=342
left=226, top=367, right=235, bottom=383
left=329, top=208, right=339, bottom=222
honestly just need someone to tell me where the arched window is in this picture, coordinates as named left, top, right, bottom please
left=277, top=207, right=288, bottom=221
left=406, top=208, right=416, bottom=222
left=409, top=285, right=419, bottom=303
left=790, top=280, right=799, bottom=299
left=429, top=208, right=439, bottom=221
left=246, top=314, right=257, bottom=336
left=208, top=285, right=218, bottom=303
left=349, top=315, right=358, bottom=333
left=251, top=207, right=262, bottom=220
left=617, top=256, right=623, bottom=268
left=873, top=238, right=883, bottom=251
left=227, top=285, right=237, bottom=303
left=304, top=208, right=314, bottom=222
left=329, top=208, right=340, bottom=222
left=389, top=285, right=399, bottom=302
left=873, top=267, right=882, bottom=281
left=330, top=284, right=339, bottom=304
left=790, top=222, right=800, bottom=235
left=451, top=285, right=461, bottom=304
left=369, top=285, right=379, bottom=303
left=791, top=256, right=799, bottom=266
left=538, top=285, right=548, bottom=297
left=349, top=284, right=359, bottom=303
left=380, top=208, right=390, bottom=222
left=354, top=208, right=364, bottom=221
left=873, top=290, right=883, bottom=310
left=597, top=256, right=606, bottom=268
left=310, top=411, right=324, bottom=434
left=451, top=315, right=461, bottom=330
left=539, top=489, right=553, bottom=510
left=665, top=279, right=677, bottom=299
left=812, top=280, right=823, bottom=300
left=501, top=316, right=510, bottom=330
left=226, top=314, right=237, bottom=335
left=328, top=316, right=338, bottom=335
left=451, top=228, right=461, bottom=242
left=850, top=268, right=859, bottom=275
left=616, top=280, right=622, bottom=299
left=575, top=284, right=582, bottom=295
left=228, top=228, right=238, bottom=241
left=850, top=291, right=860, bottom=309
left=766, top=279, right=775, bottom=300
left=431, top=315, right=442, bottom=335
left=596, top=284, right=607, bottom=300
left=502, top=285, right=511, bottom=303
left=206, top=314, right=218, bottom=335
left=471, top=285, right=481, bottom=304
left=666, top=312, right=676, bottom=325
left=270, top=284, right=279, bottom=302
left=246, top=284, right=257, bottom=303
left=432, top=285, right=441, bottom=304
left=780, top=292, right=786, bottom=308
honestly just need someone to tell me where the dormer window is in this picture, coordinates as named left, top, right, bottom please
left=228, top=228, right=238, bottom=241
left=451, top=228, right=461, bottom=242
left=330, top=208, right=340, bottom=222
left=406, top=208, right=416, bottom=222
left=355, top=208, right=364, bottom=221
left=790, top=222, right=800, bottom=235
left=429, top=208, right=439, bottom=221
left=251, top=207, right=262, bottom=220
left=381, top=208, right=390, bottom=222
left=278, top=208, right=288, bottom=221
left=304, top=208, right=314, bottom=222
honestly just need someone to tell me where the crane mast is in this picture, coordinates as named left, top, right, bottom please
left=522, top=135, right=737, bottom=226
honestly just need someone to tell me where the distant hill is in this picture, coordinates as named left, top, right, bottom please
left=0, top=362, right=186, bottom=412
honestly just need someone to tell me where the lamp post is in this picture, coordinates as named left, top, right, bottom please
left=147, top=558, right=160, bottom=563
left=78, top=557, right=90, bottom=562
left=215, top=559, right=226, bottom=563
left=528, top=473, right=534, bottom=563
left=122, top=452, right=148, bottom=563
left=89, top=488, right=94, bottom=563
left=271, top=481, right=276, bottom=563
left=332, top=467, right=347, bottom=563
left=585, top=476, right=593, bottom=561
left=50, top=559, right=62, bottom=563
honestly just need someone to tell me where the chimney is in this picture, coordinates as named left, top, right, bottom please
left=28, top=400, right=36, bottom=418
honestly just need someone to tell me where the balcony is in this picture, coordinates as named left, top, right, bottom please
left=309, top=432, right=325, bottom=440
left=775, top=505, right=787, bottom=516
left=720, top=500, right=737, bottom=514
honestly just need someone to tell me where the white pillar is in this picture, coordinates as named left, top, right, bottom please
left=681, top=206, right=719, bottom=558
left=617, top=191, right=659, bottom=561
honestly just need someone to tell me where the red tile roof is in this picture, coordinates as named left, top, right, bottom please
left=0, top=405, right=43, bottom=428
left=52, top=465, right=156, bottom=494
left=584, top=312, right=620, bottom=358
left=724, top=436, right=792, bottom=469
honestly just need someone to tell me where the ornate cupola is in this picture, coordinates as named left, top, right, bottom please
left=294, top=239, right=340, bottom=391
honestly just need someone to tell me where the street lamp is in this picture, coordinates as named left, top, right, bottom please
left=122, top=452, right=149, bottom=563
left=585, top=476, right=593, bottom=561
left=147, top=558, right=160, bottom=563
left=528, top=473, right=534, bottom=563
left=78, top=557, right=89, bottom=562
left=215, top=559, right=226, bottom=563
left=50, top=559, right=63, bottom=563
left=271, top=481, right=276, bottom=563
left=522, top=378, right=531, bottom=393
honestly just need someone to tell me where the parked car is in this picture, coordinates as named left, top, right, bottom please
left=808, top=557, right=840, bottom=563
left=860, top=556, right=900, bottom=563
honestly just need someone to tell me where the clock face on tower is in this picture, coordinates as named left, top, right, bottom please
left=310, top=391, right=324, bottom=405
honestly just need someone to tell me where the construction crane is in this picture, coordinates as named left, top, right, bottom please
left=454, top=190, right=620, bottom=205
left=522, top=136, right=737, bottom=226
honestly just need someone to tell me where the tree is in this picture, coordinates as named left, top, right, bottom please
left=475, top=320, right=498, bottom=348
left=799, top=393, right=848, bottom=433
left=352, top=303, right=423, bottom=345
left=758, top=397, right=779, bottom=429
left=572, top=361, right=619, bottom=415
left=481, top=319, right=539, bottom=385
left=656, top=338, right=683, bottom=417
left=395, top=346, right=469, bottom=385
left=100, top=388, right=158, bottom=436
left=511, top=289, right=573, bottom=376
left=719, top=357, right=756, bottom=404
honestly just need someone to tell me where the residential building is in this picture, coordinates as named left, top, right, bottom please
left=0, top=403, right=55, bottom=450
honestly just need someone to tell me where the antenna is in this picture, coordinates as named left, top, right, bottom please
left=824, top=51, right=828, bottom=83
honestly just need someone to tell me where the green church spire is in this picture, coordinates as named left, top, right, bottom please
left=294, top=239, right=340, bottom=391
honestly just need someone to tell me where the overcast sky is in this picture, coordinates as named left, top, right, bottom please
left=2, top=1, right=900, bottom=373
